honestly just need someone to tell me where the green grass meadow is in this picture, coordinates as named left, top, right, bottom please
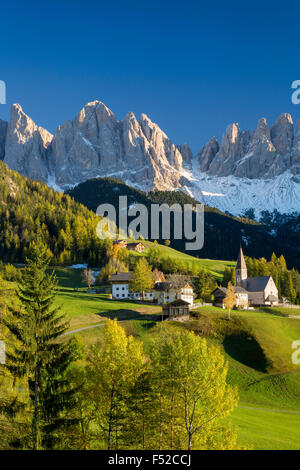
left=50, top=267, right=300, bottom=449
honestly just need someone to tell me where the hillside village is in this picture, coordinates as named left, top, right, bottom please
left=107, top=246, right=282, bottom=320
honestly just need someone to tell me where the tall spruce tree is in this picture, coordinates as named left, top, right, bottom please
left=4, top=241, right=79, bottom=449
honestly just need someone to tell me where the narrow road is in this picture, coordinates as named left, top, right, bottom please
left=63, top=322, right=106, bottom=336
left=63, top=318, right=141, bottom=336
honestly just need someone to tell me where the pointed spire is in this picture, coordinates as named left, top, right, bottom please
left=237, top=245, right=247, bottom=271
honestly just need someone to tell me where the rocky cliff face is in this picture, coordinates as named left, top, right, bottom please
left=199, top=113, right=300, bottom=178
left=1, top=102, right=300, bottom=212
left=4, top=104, right=52, bottom=181
left=291, top=119, right=300, bottom=177
left=176, top=143, right=193, bottom=166
left=197, top=137, right=219, bottom=172
left=3, top=101, right=184, bottom=190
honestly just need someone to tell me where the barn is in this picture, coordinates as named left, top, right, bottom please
left=162, top=299, right=190, bottom=321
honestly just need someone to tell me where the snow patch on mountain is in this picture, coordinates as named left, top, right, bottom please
left=180, top=157, right=300, bottom=216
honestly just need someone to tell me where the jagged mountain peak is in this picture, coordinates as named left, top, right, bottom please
left=2, top=100, right=184, bottom=190
left=9, top=103, right=53, bottom=145
left=3, top=103, right=53, bottom=181
left=198, top=113, right=299, bottom=179
left=1, top=101, right=300, bottom=215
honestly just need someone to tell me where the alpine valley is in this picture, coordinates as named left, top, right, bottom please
left=1, top=100, right=299, bottom=217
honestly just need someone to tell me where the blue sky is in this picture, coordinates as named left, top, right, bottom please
left=0, top=0, right=300, bottom=151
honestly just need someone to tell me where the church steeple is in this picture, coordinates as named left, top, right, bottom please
left=236, top=245, right=247, bottom=287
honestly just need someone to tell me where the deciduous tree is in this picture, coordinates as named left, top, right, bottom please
left=224, top=282, right=237, bottom=320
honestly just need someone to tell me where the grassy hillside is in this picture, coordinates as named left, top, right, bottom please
left=128, top=240, right=235, bottom=279
left=231, top=406, right=300, bottom=450
left=55, top=287, right=300, bottom=449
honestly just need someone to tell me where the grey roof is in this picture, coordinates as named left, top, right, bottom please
left=246, top=276, right=271, bottom=292
left=212, top=286, right=247, bottom=298
left=234, top=286, right=248, bottom=293
left=154, top=282, right=173, bottom=291
left=236, top=246, right=247, bottom=271
left=108, top=272, right=133, bottom=282
left=212, top=287, right=227, bottom=295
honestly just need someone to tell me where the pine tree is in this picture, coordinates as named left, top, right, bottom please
left=222, top=267, right=236, bottom=287
left=4, top=241, right=79, bottom=449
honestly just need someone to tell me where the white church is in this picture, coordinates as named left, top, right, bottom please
left=213, top=247, right=278, bottom=308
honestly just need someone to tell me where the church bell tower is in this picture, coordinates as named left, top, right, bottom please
left=236, top=246, right=247, bottom=288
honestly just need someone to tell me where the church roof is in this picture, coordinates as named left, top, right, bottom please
left=246, top=276, right=271, bottom=292
left=211, top=286, right=248, bottom=298
left=236, top=246, right=247, bottom=271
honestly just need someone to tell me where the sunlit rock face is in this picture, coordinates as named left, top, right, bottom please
left=198, top=114, right=299, bottom=178
left=4, top=104, right=52, bottom=181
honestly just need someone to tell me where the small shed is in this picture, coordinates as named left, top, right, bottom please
left=162, top=299, right=190, bottom=321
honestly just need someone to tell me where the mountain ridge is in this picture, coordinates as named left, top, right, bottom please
left=0, top=101, right=299, bottom=216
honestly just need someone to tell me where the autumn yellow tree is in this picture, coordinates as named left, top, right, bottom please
left=150, top=325, right=239, bottom=450
left=130, top=258, right=154, bottom=300
left=224, top=282, right=237, bottom=320
left=87, top=319, right=146, bottom=449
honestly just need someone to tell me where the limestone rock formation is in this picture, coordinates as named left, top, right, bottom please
left=199, top=114, right=300, bottom=178
left=4, top=104, right=52, bottom=181
left=177, top=143, right=193, bottom=165
left=197, top=137, right=219, bottom=172
left=291, top=119, right=300, bottom=176
left=234, top=118, right=276, bottom=178
left=207, top=124, right=250, bottom=176
left=49, top=101, right=184, bottom=189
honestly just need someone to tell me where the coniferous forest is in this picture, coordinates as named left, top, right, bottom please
left=0, top=161, right=108, bottom=266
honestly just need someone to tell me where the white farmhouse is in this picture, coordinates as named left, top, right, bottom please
left=109, top=272, right=133, bottom=299
left=108, top=271, right=194, bottom=305
left=153, top=282, right=194, bottom=305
